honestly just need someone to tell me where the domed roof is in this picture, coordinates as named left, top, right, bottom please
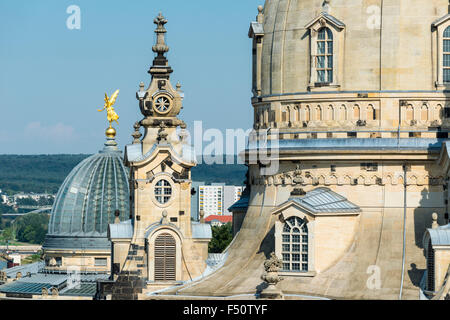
left=259, top=0, right=449, bottom=95
left=43, top=140, right=130, bottom=251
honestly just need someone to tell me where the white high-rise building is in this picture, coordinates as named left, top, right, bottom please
left=198, top=185, right=244, bottom=218
left=199, top=185, right=223, bottom=217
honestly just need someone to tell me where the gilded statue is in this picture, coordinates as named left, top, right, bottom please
left=98, top=90, right=120, bottom=127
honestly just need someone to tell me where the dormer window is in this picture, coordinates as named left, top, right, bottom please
left=431, top=14, right=450, bottom=89
left=305, top=12, right=345, bottom=91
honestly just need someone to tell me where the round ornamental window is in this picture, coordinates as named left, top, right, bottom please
left=154, top=96, right=171, bottom=114
left=155, top=180, right=172, bottom=204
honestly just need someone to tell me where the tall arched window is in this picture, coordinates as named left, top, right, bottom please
left=281, top=216, right=308, bottom=272
left=317, top=28, right=333, bottom=83
left=154, top=233, right=176, bottom=281
left=444, top=26, right=450, bottom=83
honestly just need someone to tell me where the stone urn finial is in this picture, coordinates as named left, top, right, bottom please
left=432, top=212, right=439, bottom=229
left=260, top=252, right=284, bottom=299
left=0, top=271, right=6, bottom=283
left=132, top=122, right=142, bottom=144
left=51, top=287, right=59, bottom=297
left=161, top=210, right=169, bottom=224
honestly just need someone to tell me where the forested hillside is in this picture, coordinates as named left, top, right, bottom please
left=0, top=155, right=247, bottom=194
left=0, top=155, right=89, bottom=194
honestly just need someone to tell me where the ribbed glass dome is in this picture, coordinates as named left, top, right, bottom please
left=43, top=141, right=130, bottom=250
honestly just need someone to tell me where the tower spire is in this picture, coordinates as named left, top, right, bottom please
left=149, top=12, right=173, bottom=80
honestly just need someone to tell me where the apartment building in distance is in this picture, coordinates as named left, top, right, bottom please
left=197, top=184, right=244, bottom=219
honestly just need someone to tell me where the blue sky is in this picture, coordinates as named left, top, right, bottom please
left=0, top=0, right=264, bottom=154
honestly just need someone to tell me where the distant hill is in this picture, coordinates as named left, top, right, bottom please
left=0, top=154, right=247, bottom=194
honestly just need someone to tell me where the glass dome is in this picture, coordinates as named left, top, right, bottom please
left=43, top=142, right=130, bottom=251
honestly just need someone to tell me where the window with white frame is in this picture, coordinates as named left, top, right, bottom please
left=95, top=258, right=107, bottom=267
left=317, top=28, right=333, bottom=83
left=155, top=179, right=172, bottom=204
left=281, top=216, right=308, bottom=272
left=305, top=13, right=344, bottom=90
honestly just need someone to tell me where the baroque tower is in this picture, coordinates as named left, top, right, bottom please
left=99, top=13, right=211, bottom=300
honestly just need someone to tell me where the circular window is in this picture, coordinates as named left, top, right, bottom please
left=155, top=179, right=172, bottom=204
left=153, top=95, right=171, bottom=114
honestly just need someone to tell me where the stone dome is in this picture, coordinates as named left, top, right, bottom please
left=43, top=140, right=130, bottom=251
left=259, top=0, right=449, bottom=96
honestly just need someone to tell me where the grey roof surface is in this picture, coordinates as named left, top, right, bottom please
left=45, top=140, right=130, bottom=250
left=4, top=262, right=44, bottom=278
left=0, top=282, right=55, bottom=295
left=191, top=222, right=212, bottom=239
left=247, top=138, right=445, bottom=152
left=284, top=188, right=361, bottom=214
left=0, top=271, right=109, bottom=296
left=427, top=224, right=450, bottom=246
left=228, top=194, right=249, bottom=211
left=14, top=273, right=67, bottom=285
left=249, top=21, right=264, bottom=37
left=125, top=142, right=196, bottom=164
left=60, top=283, right=97, bottom=297
left=109, top=220, right=133, bottom=239
left=42, top=235, right=111, bottom=251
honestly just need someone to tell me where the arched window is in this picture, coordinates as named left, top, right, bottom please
left=406, top=105, right=414, bottom=122
left=327, top=105, right=335, bottom=121
left=421, top=105, right=429, bottom=122
left=315, top=106, right=323, bottom=121
left=281, top=216, right=308, bottom=272
left=339, top=105, right=347, bottom=121
left=317, top=28, right=333, bottom=83
left=353, top=105, right=361, bottom=120
left=304, top=106, right=311, bottom=122
left=367, top=105, right=376, bottom=121
left=444, top=26, right=450, bottom=83
left=154, top=233, right=176, bottom=281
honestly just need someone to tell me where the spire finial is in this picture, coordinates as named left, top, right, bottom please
left=322, top=0, right=330, bottom=13
left=152, top=12, right=169, bottom=56
left=257, top=5, right=264, bottom=23
left=149, top=12, right=173, bottom=79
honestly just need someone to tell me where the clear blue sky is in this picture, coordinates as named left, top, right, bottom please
left=0, top=0, right=264, bottom=154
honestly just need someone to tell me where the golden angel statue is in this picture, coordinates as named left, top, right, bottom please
left=98, top=89, right=120, bottom=127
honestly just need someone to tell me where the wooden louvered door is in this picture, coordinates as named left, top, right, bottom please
left=427, top=241, right=435, bottom=292
left=154, top=233, right=176, bottom=281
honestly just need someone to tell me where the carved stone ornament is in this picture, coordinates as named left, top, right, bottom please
left=260, top=252, right=284, bottom=299
left=319, top=17, right=327, bottom=27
